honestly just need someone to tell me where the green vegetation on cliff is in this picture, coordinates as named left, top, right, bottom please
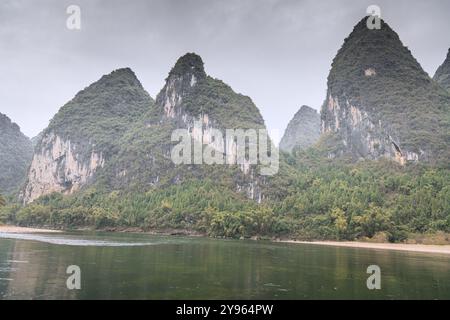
left=96, top=53, right=268, bottom=193
left=41, top=68, right=154, bottom=158
left=183, top=76, right=266, bottom=129
left=0, top=113, right=33, bottom=195
left=3, top=154, right=449, bottom=242
left=325, top=18, right=450, bottom=161
left=434, top=48, right=450, bottom=92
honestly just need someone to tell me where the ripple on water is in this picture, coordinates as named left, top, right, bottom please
left=0, top=267, right=18, bottom=272
left=0, top=232, right=167, bottom=247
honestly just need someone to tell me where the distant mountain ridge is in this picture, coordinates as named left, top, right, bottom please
left=280, top=105, right=320, bottom=153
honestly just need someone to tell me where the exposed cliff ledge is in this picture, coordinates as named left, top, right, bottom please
left=22, top=133, right=104, bottom=203
left=322, top=95, right=422, bottom=164
left=182, top=112, right=263, bottom=200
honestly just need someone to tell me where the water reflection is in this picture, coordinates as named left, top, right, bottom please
left=0, top=232, right=449, bottom=300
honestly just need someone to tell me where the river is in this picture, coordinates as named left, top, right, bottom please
left=0, top=231, right=449, bottom=299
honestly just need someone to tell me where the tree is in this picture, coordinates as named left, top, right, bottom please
left=0, top=194, right=6, bottom=207
left=330, top=208, right=348, bottom=239
left=353, top=204, right=391, bottom=238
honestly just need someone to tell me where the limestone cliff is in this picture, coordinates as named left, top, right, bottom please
left=22, top=68, right=154, bottom=203
left=321, top=17, right=450, bottom=164
left=23, top=133, right=105, bottom=202
left=105, top=53, right=271, bottom=201
left=280, top=106, right=320, bottom=153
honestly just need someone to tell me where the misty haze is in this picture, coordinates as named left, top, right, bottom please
left=0, top=0, right=449, bottom=304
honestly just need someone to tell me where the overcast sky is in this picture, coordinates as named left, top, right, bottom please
left=1, top=0, right=449, bottom=143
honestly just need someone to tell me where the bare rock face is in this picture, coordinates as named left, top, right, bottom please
left=21, top=68, right=153, bottom=203
left=0, top=113, right=33, bottom=194
left=280, top=105, right=320, bottom=153
left=321, top=17, right=450, bottom=164
left=434, top=48, right=450, bottom=92
left=22, top=133, right=105, bottom=202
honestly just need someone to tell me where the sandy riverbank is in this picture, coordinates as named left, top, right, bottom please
left=0, top=225, right=62, bottom=234
left=1, top=225, right=450, bottom=255
left=283, top=240, right=450, bottom=255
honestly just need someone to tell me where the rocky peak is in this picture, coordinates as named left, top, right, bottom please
left=321, top=17, right=450, bottom=164
left=297, top=105, right=316, bottom=114
left=326, top=17, right=428, bottom=101
left=0, top=113, right=30, bottom=144
left=22, top=68, right=153, bottom=203
left=280, top=106, right=320, bottom=153
left=72, top=67, right=145, bottom=104
left=44, top=67, right=152, bottom=150
left=112, top=68, right=142, bottom=85
left=156, top=53, right=207, bottom=118
left=433, top=48, right=450, bottom=91
left=168, top=53, right=206, bottom=81
left=0, top=113, right=19, bottom=132
left=106, top=54, right=269, bottom=202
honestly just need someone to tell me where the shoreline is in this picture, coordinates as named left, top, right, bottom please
left=0, top=225, right=62, bottom=234
left=282, top=240, right=450, bottom=255
left=2, top=225, right=450, bottom=255
left=0, top=225, right=203, bottom=237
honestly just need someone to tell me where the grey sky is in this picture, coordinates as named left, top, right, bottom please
left=1, top=0, right=449, bottom=143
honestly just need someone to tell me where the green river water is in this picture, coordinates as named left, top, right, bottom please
left=0, top=231, right=449, bottom=299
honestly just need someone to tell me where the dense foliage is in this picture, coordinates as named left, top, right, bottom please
left=0, top=113, right=33, bottom=195
left=183, top=76, right=266, bottom=129
left=40, top=68, right=154, bottom=159
left=3, top=151, right=448, bottom=242
left=433, top=48, right=450, bottom=92
left=277, top=151, right=450, bottom=241
left=167, top=52, right=207, bottom=80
